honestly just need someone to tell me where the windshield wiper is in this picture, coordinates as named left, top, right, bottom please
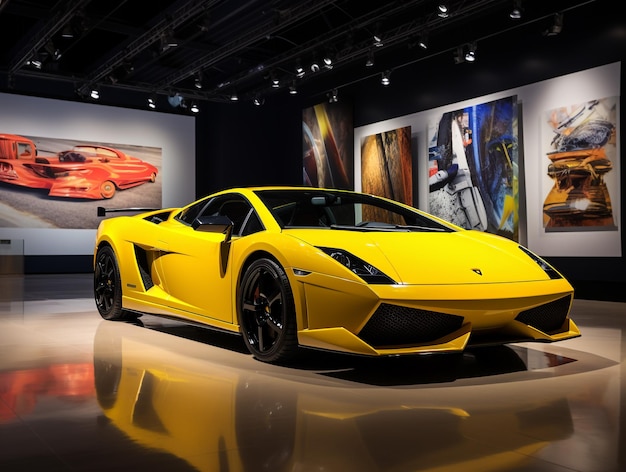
left=393, top=224, right=448, bottom=232
left=330, top=224, right=447, bottom=232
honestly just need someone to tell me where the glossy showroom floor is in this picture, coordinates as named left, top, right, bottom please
left=0, top=274, right=624, bottom=472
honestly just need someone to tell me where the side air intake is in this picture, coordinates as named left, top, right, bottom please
left=134, top=246, right=154, bottom=290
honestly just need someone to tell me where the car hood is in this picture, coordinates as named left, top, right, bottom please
left=285, top=228, right=553, bottom=285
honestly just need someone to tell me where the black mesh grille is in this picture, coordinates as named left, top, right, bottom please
left=358, top=303, right=464, bottom=348
left=515, top=295, right=572, bottom=334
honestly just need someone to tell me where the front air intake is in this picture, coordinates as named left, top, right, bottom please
left=358, top=303, right=464, bottom=348
left=515, top=295, right=572, bottom=334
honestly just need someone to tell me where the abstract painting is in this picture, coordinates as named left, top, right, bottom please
left=541, top=97, right=618, bottom=232
left=428, top=96, right=519, bottom=241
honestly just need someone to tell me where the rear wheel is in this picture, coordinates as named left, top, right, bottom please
left=238, top=258, right=298, bottom=363
left=100, top=180, right=116, bottom=199
left=94, top=246, right=133, bottom=321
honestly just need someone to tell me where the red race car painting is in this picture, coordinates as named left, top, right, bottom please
left=0, top=134, right=158, bottom=199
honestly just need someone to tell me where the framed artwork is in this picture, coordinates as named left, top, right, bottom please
left=360, top=126, right=412, bottom=205
left=0, top=134, right=162, bottom=229
left=302, top=101, right=354, bottom=190
left=541, top=97, right=618, bottom=232
left=427, top=96, right=519, bottom=241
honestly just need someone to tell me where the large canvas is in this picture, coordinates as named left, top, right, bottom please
left=541, top=97, right=618, bottom=232
left=360, top=126, right=412, bottom=204
left=360, top=126, right=412, bottom=224
left=427, top=96, right=519, bottom=241
left=0, top=134, right=162, bottom=229
left=302, top=101, right=354, bottom=190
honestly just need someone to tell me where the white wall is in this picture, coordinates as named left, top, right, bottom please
left=0, top=93, right=196, bottom=256
left=354, top=62, right=621, bottom=257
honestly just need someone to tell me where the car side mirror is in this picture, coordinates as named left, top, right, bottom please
left=192, top=215, right=233, bottom=238
left=192, top=215, right=234, bottom=276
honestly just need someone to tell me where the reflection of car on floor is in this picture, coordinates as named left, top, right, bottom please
left=93, top=320, right=577, bottom=472
left=0, top=134, right=158, bottom=199
left=93, top=186, right=580, bottom=364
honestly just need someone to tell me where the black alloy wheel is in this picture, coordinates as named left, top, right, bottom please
left=94, top=245, right=131, bottom=320
left=238, top=258, right=298, bottom=363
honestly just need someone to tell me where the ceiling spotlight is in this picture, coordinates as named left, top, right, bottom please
left=198, top=13, right=211, bottom=32
left=373, top=22, right=383, bottom=47
left=44, top=41, right=62, bottom=61
left=271, top=71, right=280, bottom=88
left=465, top=42, right=477, bottom=62
left=418, top=32, right=429, bottom=49
left=61, top=24, right=75, bottom=39
left=509, top=0, right=523, bottom=19
left=437, top=3, right=449, bottom=18
left=323, top=52, right=333, bottom=69
left=230, top=92, right=239, bottom=101
left=365, top=50, right=374, bottom=67
left=160, top=29, right=178, bottom=52
left=295, top=59, right=305, bottom=78
left=381, top=70, right=391, bottom=86
left=194, top=73, right=203, bottom=89
left=147, top=95, right=157, bottom=109
left=122, top=59, right=134, bottom=75
left=310, top=57, right=320, bottom=72
left=253, top=95, right=265, bottom=106
left=90, top=87, right=100, bottom=100
left=190, top=102, right=200, bottom=113
left=27, top=52, right=43, bottom=69
left=544, top=12, right=563, bottom=36
left=289, top=81, right=297, bottom=95
left=328, top=88, right=339, bottom=103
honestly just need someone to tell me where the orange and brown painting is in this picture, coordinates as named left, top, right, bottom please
left=360, top=126, right=412, bottom=224
left=361, top=126, right=412, bottom=203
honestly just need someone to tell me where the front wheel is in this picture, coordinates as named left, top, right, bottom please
left=238, top=258, right=298, bottom=363
left=94, top=246, right=133, bottom=321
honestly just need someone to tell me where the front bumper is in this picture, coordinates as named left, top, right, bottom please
left=294, top=272, right=579, bottom=356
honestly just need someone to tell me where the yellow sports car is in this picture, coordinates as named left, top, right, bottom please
left=93, top=186, right=580, bottom=363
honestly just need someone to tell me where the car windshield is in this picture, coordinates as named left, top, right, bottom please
left=255, top=189, right=453, bottom=232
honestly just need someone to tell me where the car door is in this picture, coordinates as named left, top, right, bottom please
left=157, top=195, right=257, bottom=325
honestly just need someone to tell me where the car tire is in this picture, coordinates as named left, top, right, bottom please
left=238, top=257, right=298, bottom=363
left=100, top=180, right=116, bottom=199
left=94, top=245, right=133, bottom=321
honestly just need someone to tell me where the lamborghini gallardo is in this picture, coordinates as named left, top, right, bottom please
left=93, top=186, right=580, bottom=363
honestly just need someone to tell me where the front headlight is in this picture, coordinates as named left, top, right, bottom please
left=518, top=246, right=562, bottom=280
left=318, top=247, right=396, bottom=284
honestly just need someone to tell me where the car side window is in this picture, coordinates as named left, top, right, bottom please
left=18, top=142, right=34, bottom=159
left=197, top=196, right=263, bottom=237
left=176, top=198, right=210, bottom=225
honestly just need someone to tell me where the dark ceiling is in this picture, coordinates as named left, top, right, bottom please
left=0, top=0, right=600, bottom=113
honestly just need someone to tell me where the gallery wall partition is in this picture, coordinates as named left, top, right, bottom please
left=354, top=62, right=621, bottom=259
left=0, top=92, right=196, bottom=273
